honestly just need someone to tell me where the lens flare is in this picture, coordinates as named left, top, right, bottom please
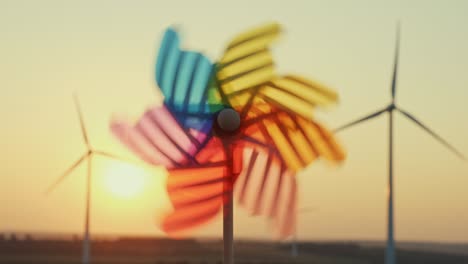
left=102, top=163, right=148, bottom=199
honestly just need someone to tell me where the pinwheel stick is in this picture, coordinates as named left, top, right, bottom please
left=218, top=108, right=241, bottom=264
left=223, top=145, right=234, bottom=264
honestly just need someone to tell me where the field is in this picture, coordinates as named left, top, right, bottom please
left=1, top=236, right=467, bottom=264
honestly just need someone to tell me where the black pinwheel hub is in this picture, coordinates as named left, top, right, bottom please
left=213, top=108, right=241, bottom=136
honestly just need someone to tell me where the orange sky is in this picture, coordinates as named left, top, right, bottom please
left=1, top=0, right=467, bottom=242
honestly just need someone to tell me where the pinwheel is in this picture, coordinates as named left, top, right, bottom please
left=111, top=23, right=345, bottom=263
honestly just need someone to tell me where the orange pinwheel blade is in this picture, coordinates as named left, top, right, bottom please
left=161, top=137, right=245, bottom=235
left=240, top=105, right=345, bottom=172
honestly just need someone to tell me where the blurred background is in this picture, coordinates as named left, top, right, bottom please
left=0, top=0, right=467, bottom=263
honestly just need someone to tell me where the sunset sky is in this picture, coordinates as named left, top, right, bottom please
left=1, top=0, right=467, bottom=243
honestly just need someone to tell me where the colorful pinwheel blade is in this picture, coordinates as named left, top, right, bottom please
left=216, top=23, right=338, bottom=119
left=163, top=164, right=226, bottom=234
left=257, top=75, right=338, bottom=118
left=162, top=137, right=244, bottom=234
left=156, top=28, right=224, bottom=129
left=240, top=104, right=345, bottom=172
left=111, top=105, right=210, bottom=168
left=215, top=23, right=279, bottom=106
left=234, top=148, right=297, bottom=239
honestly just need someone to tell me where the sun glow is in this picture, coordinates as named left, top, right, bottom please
left=102, top=163, right=149, bottom=199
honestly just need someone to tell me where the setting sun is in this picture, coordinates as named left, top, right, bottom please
left=102, top=162, right=149, bottom=199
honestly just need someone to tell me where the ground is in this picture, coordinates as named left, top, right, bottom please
left=1, top=237, right=467, bottom=264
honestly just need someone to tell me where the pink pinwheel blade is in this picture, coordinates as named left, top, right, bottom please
left=111, top=105, right=208, bottom=168
left=234, top=148, right=297, bottom=239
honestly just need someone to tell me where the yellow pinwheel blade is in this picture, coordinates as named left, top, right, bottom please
left=259, top=75, right=338, bottom=118
left=220, top=23, right=281, bottom=65
left=217, top=23, right=280, bottom=102
left=217, top=23, right=338, bottom=119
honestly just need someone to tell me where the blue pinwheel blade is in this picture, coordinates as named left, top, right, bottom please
left=156, top=28, right=220, bottom=115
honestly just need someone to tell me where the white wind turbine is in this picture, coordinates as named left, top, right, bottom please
left=335, top=25, right=466, bottom=264
left=45, top=95, right=142, bottom=264
left=291, top=206, right=317, bottom=257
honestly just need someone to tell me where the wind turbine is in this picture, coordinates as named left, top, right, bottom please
left=335, top=25, right=466, bottom=264
left=291, top=206, right=317, bottom=258
left=45, top=95, right=142, bottom=264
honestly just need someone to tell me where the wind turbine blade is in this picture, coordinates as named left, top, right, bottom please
left=334, top=107, right=388, bottom=132
left=93, top=150, right=148, bottom=167
left=45, top=154, right=87, bottom=194
left=397, top=108, right=466, bottom=160
left=73, top=94, right=90, bottom=147
left=391, top=22, right=400, bottom=101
